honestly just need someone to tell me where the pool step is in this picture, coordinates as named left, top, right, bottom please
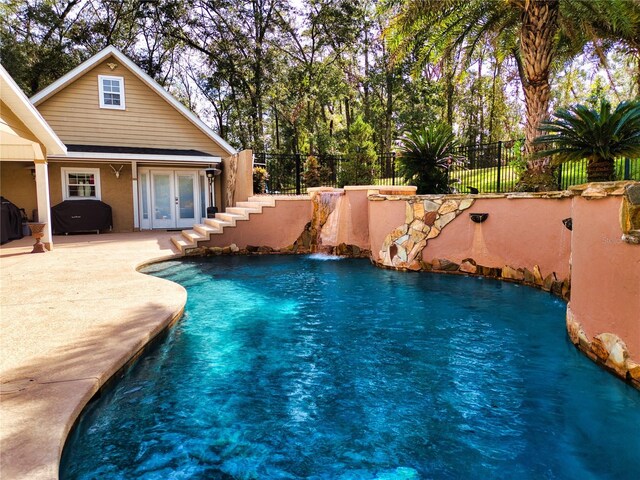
left=170, top=198, right=276, bottom=254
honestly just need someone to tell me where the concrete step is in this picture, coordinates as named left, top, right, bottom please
left=204, top=218, right=232, bottom=229
left=181, top=229, right=207, bottom=243
left=226, top=206, right=261, bottom=216
left=216, top=212, right=246, bottom=225
left=248, top=195, right=276, bottom=207
left=171, top=236, right=194, bottom=252
left=193, top=223, right=221, bottom=236
left=236, top=201, right=265, bottom=209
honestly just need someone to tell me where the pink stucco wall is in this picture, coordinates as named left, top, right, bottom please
left=203, top=199, right=312, bottom=249
left=423, top=198, right=572, bottom=279
left=570, top=195, right=640, bottom=359
left=369, top=196, right=572, bottom=280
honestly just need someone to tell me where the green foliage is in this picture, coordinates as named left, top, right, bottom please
left=253, top=167, right=269, bottom=194
left=396, top=123, right=461, bottom=194
left=534, top=99, right=640, bottom=182
left=338, top=117, right=378, bottom=186
left=304, top=156, right=322, bottom=188
left=508, top=139, right=527, bottom=175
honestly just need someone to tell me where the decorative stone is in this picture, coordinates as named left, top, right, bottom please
left=395, top=234, right=409, bottom=245
left=427, top=227, right=440, bottom=239
left=222, top=246, right=232, bottom=254
left=502, top=265, right=524, bottom=281
left=523, top=268, right=535, bottom=284
left=210, top=247, right=223, bottom=255
left=412, top=202, right=425, bottom=219
left=432, top=258, right=459, bottom=271
left=458, top=198, right=474, bottom=211
left=542, top=272, right=557, bottom=292
left=434, top=212, right=456, bottom=230
left=411, top=219, right=425, bottom=231
left=628, top=362, right=640, bottom=382
left=533, top=265, right=544, bottom=286
left=459, top=258, right=477, bottom=274
left=257, top=246, right=273, bottom=253
left=408, top=260, right=422, bottom=271
left=423, top=200, right=440, bottom=212
left=566, top=314, right=580, bottom=345
left=391, top=225, right=409, bottom=239
left=479, top=265, right=500, bottom=277
left=590, top=336, right=611, bottom=363
left=561, top=278, right=571, bottom=300
left=422, top=211, right=436, bottom=227
left=551, top=281, right=563, bottom=297
left=581, top=185, right=608, bottom=198
left=405, top=202, right=414, bottom=223
left=397, top=245, right=408, bottom=262
left=408, top=240, right=427, bottom=261
left=438, top=200, right=458, bottom=215
left=246, top=245, right=259, bottom=253
left=230, top=243, right=239, bottom=253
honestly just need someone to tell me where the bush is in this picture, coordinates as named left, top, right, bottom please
left=304, top=156, right=322, bottom=188
left=253, top=166, right=269, bottom=194
left=396, top=123, right=461, bottom=194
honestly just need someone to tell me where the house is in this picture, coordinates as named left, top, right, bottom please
left=1, top=64, right=67, bottom=249
left=1, top=46, right=244, bottom=244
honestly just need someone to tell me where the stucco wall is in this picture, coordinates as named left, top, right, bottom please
left=48, top=162, right=134, bottom=233
left=570, top=195, right=640, bottom=359
left=203, top=199, right=312, bottom=250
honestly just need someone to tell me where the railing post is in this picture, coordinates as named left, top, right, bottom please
left=295, top=153, right=302, bottom=195
left=624, top=157, right=631, bottom=180
left=557, top=163, right=563, bottom=190
left=496, top=141, right=502, bottom=193
left=392, top=152, right=396, bottom=186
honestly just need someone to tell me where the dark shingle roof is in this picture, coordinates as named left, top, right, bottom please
left=66, top=145, right=215, bottom=157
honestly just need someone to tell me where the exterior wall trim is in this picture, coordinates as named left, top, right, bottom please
left=49, top=152, right=221, bottom=163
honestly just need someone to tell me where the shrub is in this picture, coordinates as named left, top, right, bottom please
left=338, top=116, right=378, bottom=187
left=253, top=166, right=269, bottom=194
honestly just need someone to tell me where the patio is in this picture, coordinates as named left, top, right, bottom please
left=0, top=232, right=185, bottom=480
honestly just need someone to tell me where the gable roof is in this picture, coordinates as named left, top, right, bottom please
left=30, top=46, right=236, bottom=156
left=0, top=64, right=67, bottom=156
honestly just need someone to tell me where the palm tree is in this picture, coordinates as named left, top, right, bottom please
left=384, top=0, right=637, bottom=190
left=397, top=123, right=461, bottom=194
left=534, top=99, right=640, bottom=182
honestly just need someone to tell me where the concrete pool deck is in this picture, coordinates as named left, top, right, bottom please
left=0, top=232, right=186, bottom=480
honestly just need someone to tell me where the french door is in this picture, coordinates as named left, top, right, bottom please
left=148, top=170, right=199, bottom=229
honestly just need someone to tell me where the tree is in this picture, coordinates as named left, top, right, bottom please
left=384, top=0, right=636, bottom=190
left=534, top=99, right=640, bottom=182
left=338, top=116, right=377, bottom=186
left=396, top=123, right=461, bottom=194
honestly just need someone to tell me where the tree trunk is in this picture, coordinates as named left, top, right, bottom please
left=516, top=0, right=560, bottom=191
left=587, top=156, right=615, bottom=182
left=521, top=0, right=558, bottom=156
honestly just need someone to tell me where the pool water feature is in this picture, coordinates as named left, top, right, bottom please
left=61, top=256, right=640, bottom=479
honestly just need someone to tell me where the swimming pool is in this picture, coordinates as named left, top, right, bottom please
left=61, top=255, right=640, bottom=479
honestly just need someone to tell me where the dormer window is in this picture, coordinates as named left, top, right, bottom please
left=98, top=75, right=125, bottom=109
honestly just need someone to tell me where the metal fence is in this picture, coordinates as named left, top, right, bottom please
left=254, top=145, right=639, bottom=195
left=253, top=152, right=397, bottom=194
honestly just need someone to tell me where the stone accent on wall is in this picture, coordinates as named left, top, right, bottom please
left=621, top=184, right=640, bottom=244
left=377, top=198, right=475, bottom=270
left=566, top=306, right=639, bottom=389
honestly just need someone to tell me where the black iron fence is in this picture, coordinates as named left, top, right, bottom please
left=253, top=152, right=397, bottom=194
left=254, top=145, right=639, bottom=195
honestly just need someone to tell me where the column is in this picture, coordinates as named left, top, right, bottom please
left=34, top=159, right=53, bottom=250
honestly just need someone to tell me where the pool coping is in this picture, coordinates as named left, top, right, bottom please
left=0, top=232, right=187, bottom=480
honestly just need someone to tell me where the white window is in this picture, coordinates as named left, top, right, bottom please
left=61, top=167, right=101, bottom=200
left=98, top=75, right=125, bottom=109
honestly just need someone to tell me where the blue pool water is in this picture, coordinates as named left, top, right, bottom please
left=61, top=255, right=640, bottom=479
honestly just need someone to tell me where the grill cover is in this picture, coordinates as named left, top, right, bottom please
left=0, top=197, right=25, bottom=244
left=51, top=200, right=112, bottom=234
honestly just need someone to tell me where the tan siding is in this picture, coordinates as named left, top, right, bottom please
left=37, top=56, right=227, bottom=157
left=0, top=161, right=37, bottom=218
left=48, top=162, right=134, bottom=232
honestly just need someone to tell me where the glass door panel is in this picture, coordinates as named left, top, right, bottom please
left=151, top=172, right=174, bottom=229
left=176, top=172, right=197, bottom=228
